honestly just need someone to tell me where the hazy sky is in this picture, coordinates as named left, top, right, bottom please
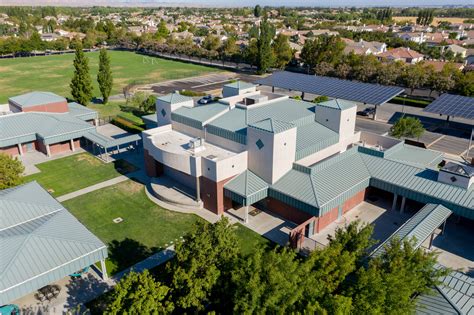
left=4, top=0, right=474, bottom=6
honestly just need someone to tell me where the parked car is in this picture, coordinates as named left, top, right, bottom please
left=357, top=107, right=375, bottom=117
left=198, top=95, right=213, bottom=105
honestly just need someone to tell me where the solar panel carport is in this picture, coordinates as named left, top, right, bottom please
left=256, top=71, right=404, bottom=119
left=0, top=181, right=108, bottom=305
left=424, top=94, right=474, bottom=158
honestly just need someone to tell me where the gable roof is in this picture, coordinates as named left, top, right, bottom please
left=0, top=112, right=95, bottom=147
left=248, top=118, right=295, bottom=134
left=9, top=92, right=66, bottom=108
left=158, top=93, right=193, bottom=104
left=0, top=182, right=107, bottom=305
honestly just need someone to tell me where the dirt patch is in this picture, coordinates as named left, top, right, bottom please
left=392, top=16, right=467, bottom=25
left=117, top=180, right=143, bottom=195
left=76, top=153, right=102, bottom=166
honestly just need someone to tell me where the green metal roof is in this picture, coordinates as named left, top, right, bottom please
left=317, top=99, right=356, bottom=111
left=84, top=131, right=141, bottom=149
left=271, top=148, right=371, bottom=215
left=0, top=112, right=95, bottom=147
left=224, top=81, right=256, bottom=90
left=417, top=267, right=473, bottom=315
left=370, top=203, right=452, bottom=258
left=0, top=181, right=107, bottom=305
left=158, top=93, right=193, bottom=104
left=9, top=91, right=66, bottom=108
left=248, top=118, right=295, bottom=134
left=224, top=170, right=269, bottom=206
left=67, top=102, right=98, bottom=121
left=172, top=102, right=229, bottom=129
left=295, top=122, right=339, bottom=160
left=385, top=144, right=444, bottom=168
left=206, top=98, right=317, bottom=144
left=268, top=146, right=473, bottom=219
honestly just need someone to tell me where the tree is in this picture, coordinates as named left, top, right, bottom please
left=202, top=34, right=221, bottom=52
left=300, top=35, right=345, bottom=71
left=254, top=4, right=262, bottom=17
left=105, top=270, right=174, bottom=314
left=457, top=72, right=474, bottom=96
left=314, top=61, right=334, bottom=76
left=256, top=19, right=274, bottom=74
left=430, top=64, right=457, bottom=95
left=70, top=44, right=93, bottom=106
left=272, top=33, right=292, bottom=69
left=335, top=63, right=352, bottom=79
left=168, top=217, right=239, bottom=311
left=390, top=117, right=425, bottom=139
left=97, top=48, right=113, bottom=104
left=347, top=237, right=447, bottom=314
left=154, top=20, right=169, bottom=39
left=403, top=63, right=428, bottom=95
left=232, top=247, right=303, bottom=314
left=220, top=37, right=238, bottom=60
left=375, top=62, right=403, bottom=86
left=0, top=153, right=24, bottom=189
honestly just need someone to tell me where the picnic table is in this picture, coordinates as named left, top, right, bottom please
left=35, top=285, right=61, bottom=302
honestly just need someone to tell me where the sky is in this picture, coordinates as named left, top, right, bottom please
left=4, top=0, right=474, bottom=6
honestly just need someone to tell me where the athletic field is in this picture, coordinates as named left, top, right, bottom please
left=0, top=50, right=218, bottom=103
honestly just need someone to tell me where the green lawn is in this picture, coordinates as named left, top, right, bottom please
left=25, top=153, right=137, bottom=197
left=63, top=180, right=271, bottom=274
left=0, top=50, right=219, bottom=103
left=63, top=180, right=205, bottom=275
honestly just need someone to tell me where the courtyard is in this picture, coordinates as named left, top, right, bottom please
left=24, top=152, right=138, bottom=197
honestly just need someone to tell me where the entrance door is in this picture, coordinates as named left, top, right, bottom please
left=25, top=142, right=34, bottom=152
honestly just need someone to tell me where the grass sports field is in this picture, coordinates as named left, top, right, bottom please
left=0, top=50, right=218, bottom=103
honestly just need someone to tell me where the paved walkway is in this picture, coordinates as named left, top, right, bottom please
left=56, top=170, right=147, bottom=202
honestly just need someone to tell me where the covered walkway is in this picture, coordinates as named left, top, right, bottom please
left=369, top=203, right=452, bottom=258
left=224, top=170, right=269, bottom=223
left=83, top=131, right=141, bottom=162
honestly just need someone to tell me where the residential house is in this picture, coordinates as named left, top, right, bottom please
left=378, top=47, right=424, bottom=64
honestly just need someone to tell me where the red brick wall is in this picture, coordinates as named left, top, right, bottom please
left=200, top=176, right=234, bottom=215
left=20, top=101, right=68, bottom=113
left=315, top=188, right=367, bottom=233
left=266, top=197, right=313, bottom=225
left=144, top=149, right=163, bottom=177
left=49, top=141, right=71, bottom=155
left=343, top=189, right=366, bottom=214
left=0, top=145, right=20, bottom=156
left=315, top=206, right=339, bottom=233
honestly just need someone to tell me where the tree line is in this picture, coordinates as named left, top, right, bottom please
left=97, top=217, right=447, bottom=314
left=300, top=35, right=473, bottom=97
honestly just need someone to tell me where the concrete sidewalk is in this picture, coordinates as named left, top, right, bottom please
left=56, top=170, right=147, bottom=202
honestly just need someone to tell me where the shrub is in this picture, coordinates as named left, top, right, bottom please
left=179, top=90, right=206, bottom=97
left=112, top=117, right=144, bottom=134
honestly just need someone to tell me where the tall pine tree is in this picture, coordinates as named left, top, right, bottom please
left=97, top=48, right=113, bottom=104
left=70, top=44, right=93, bottom=106
left=256, top=19, right=274, bottom=74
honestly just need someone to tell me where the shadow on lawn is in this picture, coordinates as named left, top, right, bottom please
left=108, top=238, right=158, bottom=273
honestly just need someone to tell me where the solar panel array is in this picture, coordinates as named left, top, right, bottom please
left=424, top=93, right=474, bottom=120
left=255, top=71, right=404, bottom=106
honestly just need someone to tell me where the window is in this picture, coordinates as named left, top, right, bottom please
left=161, top=108, right=166, bottom=117
left=256, top=139, right=264, bottom=150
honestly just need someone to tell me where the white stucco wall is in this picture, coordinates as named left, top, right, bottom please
left=222, top=86, right=257, bottom=98
left=201, top=151, right=248, bottom=182
left=247, top=126, right=297, bottom=184
left=315, top=106, right=357, bottom=140
left=155, top=98, right=193, bottom=127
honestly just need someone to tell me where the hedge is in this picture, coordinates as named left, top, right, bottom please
left=179, top=90, right=206, bottom=97
left=112, top=117, right=144, bottom=133
left=390, top=96, right=432, bottom=108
